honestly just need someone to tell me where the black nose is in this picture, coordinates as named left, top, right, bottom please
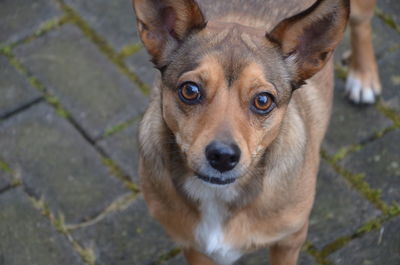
left=205, top=141, right=241, bottom=172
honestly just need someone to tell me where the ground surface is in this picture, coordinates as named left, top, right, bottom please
left=0, top=0, right=399, bottom=264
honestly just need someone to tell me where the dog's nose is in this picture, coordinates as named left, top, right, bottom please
left=205, top=141, right=241, bottom=172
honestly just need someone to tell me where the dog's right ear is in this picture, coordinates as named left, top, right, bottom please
left=267, top=0, right=350, bottom=87
left=132, top=0, right=206, bottom=66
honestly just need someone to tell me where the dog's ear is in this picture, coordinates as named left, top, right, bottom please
left=267, top=0, right=350, bottom=87
left=132, top=0, right=206, bottom=66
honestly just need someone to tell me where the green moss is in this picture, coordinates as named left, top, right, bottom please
left=0, top=160, right=12, bottom=174
left=103, top=114, right=142, bottom=138
left=375, top=8, right=400, bottom=34
left=102, top=158, right=140, bottom=193
left=376, top=103, right=400, bottom=127
left=154, top=248, right=181, bottom=264
left=321, top=149, right=390, bottom=213
left=54, top=0, right=150, bottom=96
left=117, top=43, right=142, bottom=59
left=303, top=241, right=332, bottom=265
left=74, top=245, right=96, bottom=265
left=334, top=64, right=348, bottom=80
left=0, top=45, right=12, bottom=56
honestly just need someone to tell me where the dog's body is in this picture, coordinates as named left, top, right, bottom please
left=133, top=0, right=380, bottom=264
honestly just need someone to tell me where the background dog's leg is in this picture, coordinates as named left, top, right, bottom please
left=183, top=248, right=216, bottom=265
left=269, top=222, right=308, bottom=265
left=346, top=0, right=382, bottom=104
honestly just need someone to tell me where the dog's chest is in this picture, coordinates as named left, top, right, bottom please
left=195, top=198, right=242, bottom=265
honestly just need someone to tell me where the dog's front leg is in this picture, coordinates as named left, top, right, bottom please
left=346, top=0, right=381, bottom=104
left=183, top=248, right=216, bottom=265
left=269, top=222, right=309, bottom=265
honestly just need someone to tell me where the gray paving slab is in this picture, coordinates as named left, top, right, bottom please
left=15, top=24, right=148, bottom=139
left=378, top=49, right=400, bottom=112
left=0, top=188, right=84, bottom=265
left=323, top=80, right=392, bottom=155
left=236, top=249, right=316, bottom=265
left=329, top=217, right=400, bottom=265
left=378, top=0, right=400, bottom=27
left=340, top=130, right=400, bottom=205
left=0, top=103, right=126, bottom=223
left=0, top=0, right=61, bottom=45
left=72, top=196, right=175, bottom=265
left=125, top=48, right=158, bottom=87
left=0, top=170, right=11, bottom=192
left=308, top=162, right=380, bottom=249
left=65, top=0, right=139, bottom=51
left=0, top=55, right=41, bottom=118
left=98, top=122, right=140, bottom=183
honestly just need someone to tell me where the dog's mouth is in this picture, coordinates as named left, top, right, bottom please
left=196, top=173, right=236, bottom=185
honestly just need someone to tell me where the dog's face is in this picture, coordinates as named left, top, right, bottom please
left=133, top=0, right=349, bottom=186
left=161, top=25, right=292, bottom=186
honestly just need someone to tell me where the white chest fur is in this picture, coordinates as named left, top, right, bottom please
left=184, top=177, right=243, bottom=265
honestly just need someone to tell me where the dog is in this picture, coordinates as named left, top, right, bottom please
left=132, top=0, right=381, bottom=264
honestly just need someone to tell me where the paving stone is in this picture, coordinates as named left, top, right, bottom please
left=72, top=196, right=174, bottom=265
left=65, top=0, right=139, bottom=51
left=0, top=0, right=61, bottom=45
left=0, top=103, right=126, bottom=223
left=340, top=130, right=400, bottom=205
left=15, top=24, right=148, bottom=139
left=0, top=170, right=11, bottom=192
left=125, top=48, right=158, bottom=87
left=236, top=249, right=316, bottom=265
left=329, top=217, right=400, bottom=265
left=0, top=188, right=84, bottom=265
left=98, top=122, right=140, bottom=183
left=323, top=80, right=392, bottom=155
left=378, top=49, right=400, bottom=112
left=378, top=0, right=400, bottom=27
left=308, top=161, right=380, bottom=249
left=0, top=55, right=41, bottom=118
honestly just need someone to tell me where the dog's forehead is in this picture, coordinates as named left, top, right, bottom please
left=168, top=25, right=290, bottom=94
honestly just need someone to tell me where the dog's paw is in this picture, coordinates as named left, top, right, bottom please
left=345, top=71, right=382, bottom=104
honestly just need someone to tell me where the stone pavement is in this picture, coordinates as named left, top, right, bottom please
left=0, top=0, right=399, bottom=264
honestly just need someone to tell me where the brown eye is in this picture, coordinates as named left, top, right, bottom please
left=178, top=82, right=202, bottom=104
left=251, top=92, right=275, bottom=115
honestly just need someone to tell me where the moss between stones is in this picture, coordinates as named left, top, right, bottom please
left=117, top=43, right=142, bottom=60
left=0, top=160, right=12, bottom=174
left=101, top=158, right=140, bottom=193
left=3, top=50, right=72, bottom=120
left=321, top=207, right=400, bottom=258
left=103, top=113, right=142, bottom=138
left=321, top=149, right=390, bottom=213
left=154, top=247, right=182, bottom=264
left=54, top=0, right=150, bottom=96
left=376, top=103, right=400, bottom=127
left=375, top=8, right=400, bottom=34
left=29, top=195, right=97, bottom=265
left=334, top=64, right=348, bottom=80
left=303, top=241, right=333, bottom=265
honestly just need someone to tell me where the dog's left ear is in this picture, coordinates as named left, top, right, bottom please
left=267, top=0, right=350, bottom=87
left=132, top=0, right=206, bottom=66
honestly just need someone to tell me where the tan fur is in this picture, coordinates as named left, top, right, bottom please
left=132, top=0, right=371, bottom=264
left=347, top=0, right=381, bottom=100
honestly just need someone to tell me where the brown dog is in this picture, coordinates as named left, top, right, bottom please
left=132, top=0, right=379, bottom=264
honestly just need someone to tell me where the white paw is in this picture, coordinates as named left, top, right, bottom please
left=345, top=73, right=380, bottom=104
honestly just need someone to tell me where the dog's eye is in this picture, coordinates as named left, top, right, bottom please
left=178, top=82, right=202, bottom=104
left=251, top=92, right=275, bottom=115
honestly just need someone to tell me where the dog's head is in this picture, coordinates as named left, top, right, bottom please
left=133, top=0, right=349, bottom=188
